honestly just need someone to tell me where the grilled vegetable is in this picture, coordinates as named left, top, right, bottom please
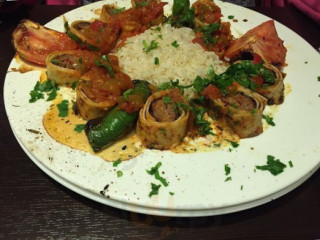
left=12, top=19, right=78, bottom=66
left=85, top=80, right=152, bottom=152
left=224, top=20, right=287, bottom=69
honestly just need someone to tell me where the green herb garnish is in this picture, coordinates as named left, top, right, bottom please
left=110, top=7, right=126, bottom=14
left=170, top=0, right=195, bottom=28
left=262, top=114, right=275, bottom=126
left=113, top=159, right=122, bottom=167
left=154, top=57, right=160, bottom=65
left=149, top=183, right=161, bottom=197
left=288, top=161, right=293, bottom=168
left=123, top=89, right=134, bottom=101
left=225, top=176, right=232, bottom=182
left=230, top=141, right=239, bottom=148
left=162, top=96, right=172, bottom=105
left=147, top=162, right=168, bottom=187
left=228, top=15, right=234, bottom=19
left=171, top=40, right=179, bottom=48
left=74, top=124, right=86, bottom=133
left=29, top=80, right=58, bottom=103
left=94, top=55, right=114, bottom=78
left=57, top=100, right=69, bottom=117
left=117, top=171, right=123, bottom=177
left=256, top=155, right=287, bottom=176
left=142, top=40, right=159, bottom=53
left=71, top=81, right=78, bottom=90
left=225, top=164, right=231, bottom=175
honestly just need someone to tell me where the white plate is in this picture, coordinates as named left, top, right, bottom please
left=4, top=0, right=320, bottom=217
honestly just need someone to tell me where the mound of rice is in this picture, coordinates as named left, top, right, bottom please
left=114, top=24, right=227, bottom=88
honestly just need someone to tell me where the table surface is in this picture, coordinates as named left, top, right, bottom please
left=0, top=4, right=319, bottom=239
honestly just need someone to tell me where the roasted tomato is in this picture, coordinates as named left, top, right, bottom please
left=110, top=1, right=167, bottom=40
left=224, top=20, right=287, bottom=68
left=192, top=0, right=222, bottom=26
left=192, top=21, right=233, bottom=59
left=12, top=19, right=78, bottom=66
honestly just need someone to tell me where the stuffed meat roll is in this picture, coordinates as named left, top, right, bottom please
left=202, top=84, right=267, bottom=138
left=137, top=89, right=190, bottom=150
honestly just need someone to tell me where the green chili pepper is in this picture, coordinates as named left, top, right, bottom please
left=85, top=80, right=151, bottom=152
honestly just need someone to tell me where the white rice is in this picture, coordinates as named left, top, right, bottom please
left=114, top=24, right=227, bottom=88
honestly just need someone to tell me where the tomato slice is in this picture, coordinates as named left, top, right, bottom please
left=225, top=20, right=287, bottom=68
left=12, top=20, right=78, bottom=66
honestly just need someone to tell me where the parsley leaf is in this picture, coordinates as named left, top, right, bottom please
left=57, top=100, right=69, bottom=117
left=149, top=183, right=161, bottom=197
left=74, top=124, right=86, bottom=133
left=225, top=164, right=231, bottom=175
left=117, top=171, right=123, bottom=177
left=146, top=162, right=168, bottom=187
left=256, top=155, right=287, bottom=176
left=154, top=57, right=160, bottom=65
left=29, top=80, right=58, bottom=103
left=262, top=114, right=275, bottom=126
left=143, top=40, right=159, bottom=53
left=94, top=55, right=114, bottom=78
left=171, top=40, right=179, bottom=48
left=113, top=159, right=122, bottom=167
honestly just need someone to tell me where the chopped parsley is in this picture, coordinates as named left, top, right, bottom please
left=94, top=55, right=114, bottom=78
left=149, top=183, right=161, bottom=197
left=225, top=176, right=232, bottom=182
left=170, top=0, right=195, bottom=28
left=225, top=164, right=231, bottom=175
left=228, top=15, right=234, bottom=19
left=196, top=23, right=220, bottom=46
left=318, top=76, right=320, bottom=81
left=142, top=39, right=159, bottom=53
left=57, top=100, right=69, bottom=117
left=230, top=141, right=239, bottom=148
left=158, top=79, right=193, bottom=94
left=117, top=171, right=123, bottom=177
left=288, top=161, right=294, bottom=168
left=162, top=95, right=172, bottom=105
left=169, top=192, right=175, bottom=196
left=154, top=57, right=160, bottom=65
left=74, top=124, right=86, bottom=133
left=262, top=114, right=275, bottom=126
left=110, top=7, right=126, bottom=14
left=123, top=89, right=134, bottom=101
left=152, top=26, right=161, bottom=31
left=171, top=40, right=179, bottom=48
left=256, top=155, right=287, bottom=176
left=136, top=1, right=149, bottom=7
left=71, top=81, right=78, bottom=90
left=241, top=185, right=243, bottom=190
left=147, top=162, right=168, bottom=187
left=29, top=80, right=58, bottom=103
left=113, top=159, right=122, bottom=167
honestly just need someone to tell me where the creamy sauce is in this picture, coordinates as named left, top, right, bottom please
left=173, top=119, right=239, bottom=153
left=43, top=98, right=144, bottom=162
left=43, top=97, right=240, bottom=161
